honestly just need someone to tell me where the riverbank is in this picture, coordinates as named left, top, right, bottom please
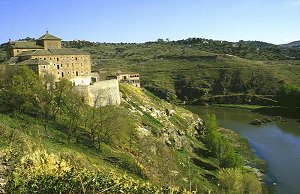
left=219, top=127, right=266, bottom=172
left=187, top=105, right=300, bottom=193
left=212, top=104, right=300, bottom=119
left=212, top=104, right=267, bottom=110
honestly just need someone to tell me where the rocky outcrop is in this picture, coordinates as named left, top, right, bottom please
left=250, top=119, right=262, bottom=125
left=262, top=117, right=272, bottom=123
left=194, top=118, right=205, bottom=135
left=162, top=127, right=188, bottom=150
left=165, top=109, right=175, bottom=117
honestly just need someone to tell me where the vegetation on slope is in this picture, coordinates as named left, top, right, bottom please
left=0, top=65, right=263, bottom=193
left=61, top=39, right=300, bottom=117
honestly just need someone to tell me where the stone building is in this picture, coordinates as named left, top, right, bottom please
left=117, top=72, right=140, bottom=87
left=6, top=32, right=121, bottom=106
left=7, top=31, right=91, bottom=86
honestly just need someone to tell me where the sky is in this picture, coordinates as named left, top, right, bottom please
left=0, top=0, right=299, bottom=44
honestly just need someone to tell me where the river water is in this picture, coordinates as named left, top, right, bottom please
left=187, top=106, right=300, bottom=194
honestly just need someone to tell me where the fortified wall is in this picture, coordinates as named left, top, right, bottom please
left=77, top=79, right=121, bottom=107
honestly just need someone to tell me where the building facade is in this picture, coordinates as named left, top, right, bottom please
left=7, top=32, right=91, bottom=86
left=6, top=32, right=121, bottom=106
left=117, top=72, right=140, bottom=87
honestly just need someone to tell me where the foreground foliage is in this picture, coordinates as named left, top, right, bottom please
left=217, top=168, right=262, bottom=194
left=5, top=150, right=191, bottom=194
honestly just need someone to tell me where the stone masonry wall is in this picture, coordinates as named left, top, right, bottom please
left=77, top=79, right=121, bottom=107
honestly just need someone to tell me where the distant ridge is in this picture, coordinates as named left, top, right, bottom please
left=279, top=40, right=300, bottom=48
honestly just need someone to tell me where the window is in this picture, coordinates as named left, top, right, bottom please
left=61, top=64, right=63, bottom=67
left=81, top=63, right=83, bottom=66
left=57, top=58, right=59, bottom=61
left=44, top=58, right=46, bottom=60
left=57, top=65, right=60, bottom=69
left=43, top=66, right=46, bottom=69
left=61, top=72, right=64, bottom=77
left=76, top=71, right=79, bottom=76
left=75, top=57, right=78, bottom=60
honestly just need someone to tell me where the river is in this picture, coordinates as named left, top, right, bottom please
left=187, top=106, right=300, bottom=194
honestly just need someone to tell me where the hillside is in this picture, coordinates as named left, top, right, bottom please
left=60, top=40, right=300, bottom=112
left=0, top=68, right=263, bottom=193
left=279, top=40, right=300, bottom=49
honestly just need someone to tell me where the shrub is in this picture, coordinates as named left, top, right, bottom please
left=5, top=150, right=192, bottom=194
left=217, top=168, right=262, bottom=194
left=204, top=114, right=243, bottom=168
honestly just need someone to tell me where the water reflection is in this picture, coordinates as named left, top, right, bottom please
left=187, top=106, right=300, bottom=194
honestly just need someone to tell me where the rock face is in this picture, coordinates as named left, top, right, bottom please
left=0, top=151, right=7, bottom=194
left=165, top=109, right=175, bottom=117
left=162, top=128, right=188, bottom=150
left=194, top=118, right=205, bottom=135
left=262, top=117, right=272, bottom=123
left=250, top=119, right=262, bottom=125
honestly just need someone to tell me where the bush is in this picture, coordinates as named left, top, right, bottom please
left=217, top=168, right=262, bottom=194
left=204, top=114, right=243, bottom=168
left=5, top=150, right=192, bottom=194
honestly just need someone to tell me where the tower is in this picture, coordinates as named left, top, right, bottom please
left=37, top=31, right=62, bottom=50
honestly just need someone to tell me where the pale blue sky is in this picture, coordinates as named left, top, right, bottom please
left=1, top=0, right=299, bottom=44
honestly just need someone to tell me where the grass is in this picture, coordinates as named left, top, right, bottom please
left=0, top=83, right=265, bottom=193
left=212, top=104, right=268, bottom=110
left=69, top=40, right=300, bottom=106
left=0, top=84, right=221, bottom=192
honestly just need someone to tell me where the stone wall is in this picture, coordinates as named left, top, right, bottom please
left=77, top=79, right=121, bottom=107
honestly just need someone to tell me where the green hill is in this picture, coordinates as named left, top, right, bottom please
left=61, top=40, right=300, bottom=113
left=0, top=65, right=263, bottom=193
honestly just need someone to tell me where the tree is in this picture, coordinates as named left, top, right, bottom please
left=63, top=89, right=85, bottom=143
left=276, top=84, right=300, bottom=107
left=204, top=114, right=243, bottom=168
left=212, top=69, right=231, bottom=95
left=50, top=79, right=73, bottom=119
left=229, top=69, right=246, bottom=93
left=4, top=66, right=45, bottom=115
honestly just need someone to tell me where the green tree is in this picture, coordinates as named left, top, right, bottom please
left=212, top=69, right=231, bottom=95
left=276, top=84, right=300, bottom=107
left=204, top=114, right=243, bottom=168
left=229, top=69, right=246, bottom=93
left=4, top=66, right=45, bottom=115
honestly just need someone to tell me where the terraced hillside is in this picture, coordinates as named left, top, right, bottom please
left=61, top=40, right=300, bottom=107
